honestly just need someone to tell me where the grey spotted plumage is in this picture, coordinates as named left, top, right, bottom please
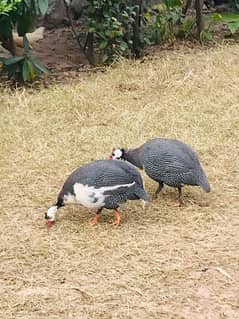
left=45, top=160, right=150, bottom=226
left=111, top=138, right=210, bottom=205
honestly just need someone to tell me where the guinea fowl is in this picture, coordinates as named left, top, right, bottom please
left=45, top=160, right=150, bottom=227
left=110, top=138, right=210, bottom=206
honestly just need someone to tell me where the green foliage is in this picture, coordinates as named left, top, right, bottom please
left=0, top=0, right=48, bottom=40
left=71, top=0, right=239, bottom=65
left=144, top=0, right=183, bottom=45
left=0, top=0, right=49, bottom=84
left=0, top=0, right=21, bottom=14
left=200, top=29, right=213, bottom=42
left=198, top=15, right=213, bottom=43
left=234, top=0, right=239, bottom=11
left=83, top=0, right=137, bottom=63
left=213, top=12, right=239, bottom=34
left=0, top=36, right=50, bottom=82
left=38, top=0, right=48, bottom=15
left=177, top=17, right=195, bottom=39
left=0, top=0, right=20, bottom=39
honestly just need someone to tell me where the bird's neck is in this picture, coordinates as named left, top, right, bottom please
left=124, top=148, right=143, bottom=169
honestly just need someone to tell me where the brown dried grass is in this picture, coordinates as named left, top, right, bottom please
left=0, top=44, right=239, bottom=319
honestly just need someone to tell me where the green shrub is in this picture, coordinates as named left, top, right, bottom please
left=0, top=36, right=50, bottom=82
left=213, top=12, right=239, bottom=34
left=144, top=0, right=183, bottom=45
left=0, top=0, right=49, bottom=83
left=84, top=0, right=137, bottom=63
left=0, top=0, right=48, bottom=41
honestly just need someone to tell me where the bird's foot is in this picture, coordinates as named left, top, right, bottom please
left=112, top=220, right=120, bottom=226
left=152, top=193, right=158, bottom=200
left=90, top=214, right=100, bottom=226
left=112, top=210, right=121, bottom=226
left=172, top=201, right=185, bottom=207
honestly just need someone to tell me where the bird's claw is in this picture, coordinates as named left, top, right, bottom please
left=112, top=220, right=120, bottom=227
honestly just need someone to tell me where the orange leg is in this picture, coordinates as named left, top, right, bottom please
left=90, top=213, right=100, bottom=226
left=112, top=210, right=121, bottom=226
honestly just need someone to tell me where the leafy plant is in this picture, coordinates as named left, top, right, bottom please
left=0, top=0, right=21, bottom=15
left=83, top=0, right=138, bottom=64
left=64, top=0, right=149, bottom=64
left=200, top=29, right=213, bottom=42
left=0, top=0, right=48, bottom=55
left=144, top=0, right=183, bottom=44
left=234, top=0, right=239, bottom=11
left=213, top=12, right=239, bottom=34
left=0, top=36, right=50, bottom=82
left=177, top=17, right=195, bottom=39
left=199, top=15, right=214, bottom=43
left=0, top=0, right=49, bottom=83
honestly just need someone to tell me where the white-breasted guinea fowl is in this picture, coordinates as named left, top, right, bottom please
left=45, top=160, right=150, bottom=227
left=110, top=138, right=210, bottom=206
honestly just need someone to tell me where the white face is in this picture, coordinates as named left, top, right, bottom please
left=46, top=205, right=58, bottom=221
left=111, top=148, right=123, bottom=160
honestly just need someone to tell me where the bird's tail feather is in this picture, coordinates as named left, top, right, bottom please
left=199, top=170, right=211, bottom=193
left=135, top=187, right=152, bottom=202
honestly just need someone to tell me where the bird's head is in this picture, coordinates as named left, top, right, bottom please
left=45, top=205, right=57, bottom=228
left=109, top=148, right=125, bottom=160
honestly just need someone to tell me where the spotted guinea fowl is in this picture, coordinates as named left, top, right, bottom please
left=110, top=138, right=210, bottom=205
left=45, top=159, right=150, bottom=227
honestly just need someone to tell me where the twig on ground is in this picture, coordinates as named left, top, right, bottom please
left=214, top=267, right=232, bottom=280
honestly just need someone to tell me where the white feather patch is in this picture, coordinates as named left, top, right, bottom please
left=64, top=182, right=135, bottom=209
left=46, top=205, right=58, bottom=221
left=114, top=149, right=123, bottom=159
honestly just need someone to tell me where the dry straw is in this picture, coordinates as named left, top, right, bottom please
left=0, top=44, right=239, bottom=318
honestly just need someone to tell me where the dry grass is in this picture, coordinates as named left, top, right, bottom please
left=1, top=44, right=239, bottom=319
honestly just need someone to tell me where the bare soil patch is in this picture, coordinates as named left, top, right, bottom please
left=32, top=28, right=89, bottom=73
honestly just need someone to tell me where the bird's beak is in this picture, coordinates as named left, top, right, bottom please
left=45, top=212, right=55, bottom=228
left=46, top=219, right=55, bottom=228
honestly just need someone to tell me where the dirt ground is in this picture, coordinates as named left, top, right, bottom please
left=0, top=20, right=236, bottom=81
left=0, top=28, right=90, bottom=81
left=32, top=28, right=89, bottom=73
left=0, top=43, right=239, bottom=319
